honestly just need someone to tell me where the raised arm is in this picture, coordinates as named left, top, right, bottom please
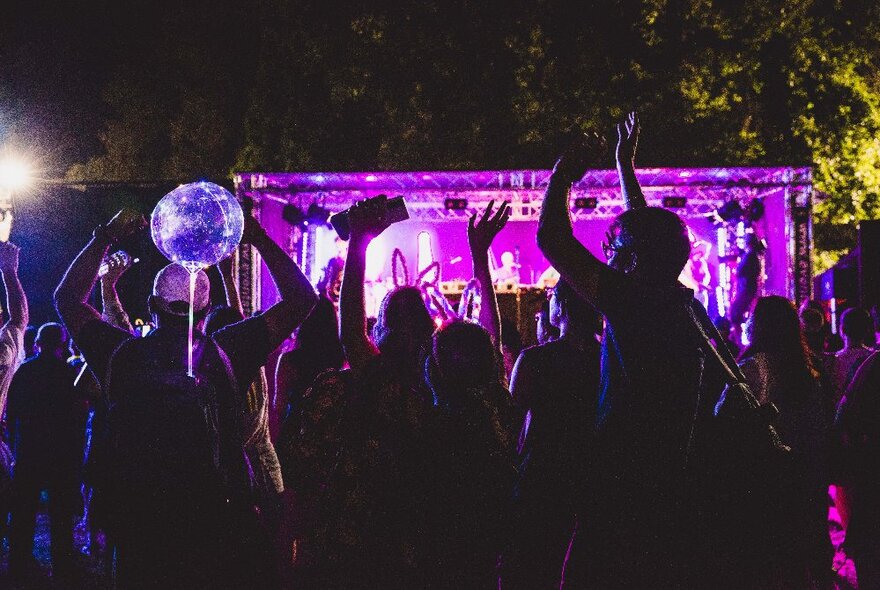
left=218, top=254, right=245, bottom=319
left=468, top=201, right=510, bottom=349
left=244, top=215, right=316, bottom=352
left=55, top=210, right=146, bottom=340
left=340, top=197, right=391, bottom=373
left=509, top=347, right=539, bottom=409
left=615, top=111, right=647, bottom=210
left=0, top=242, right=28, bottom=332
left=537, top=133, right=609, bottom=304
left=100, top=251, right=135, bottom=333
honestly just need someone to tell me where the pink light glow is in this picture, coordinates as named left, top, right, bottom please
left=240, top=165, right=812, bottom=314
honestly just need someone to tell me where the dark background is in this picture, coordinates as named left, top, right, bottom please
left=13, top=185, right=178, bottom=325
left=2, top=0, right=880, bottom=323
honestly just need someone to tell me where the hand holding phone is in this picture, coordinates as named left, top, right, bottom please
left=330, top=195, right=409, bottom=240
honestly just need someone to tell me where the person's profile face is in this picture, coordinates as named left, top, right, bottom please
left=743, top=316, right=754, bottom=344
left=602, top=227, right=632, bottom=273
left=606, top=246, right=634, bottom=273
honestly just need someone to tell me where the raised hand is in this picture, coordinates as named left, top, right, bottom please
left=616, top=111, right=640, bottom=167
left=0, top=241, right=20, bottom=274
left=349, top=195, right=392, bottom=242
left=552, top=131, right=607, bottom=184
left=105, top=209, right=147, bottom=242
left=614, top=111, right=647, bottom=209
left=468, top=201, right=511, bottom=254
left=102, top=250, right=136, bottom=284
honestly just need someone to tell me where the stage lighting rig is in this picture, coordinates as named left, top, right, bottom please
left=0, top=152, right=33, bottom=242
left=662, top=196, right=687, bottom=208
left=573, top=196, right=598, bottom=210
left=0, top=152, right=33, bottom=192
left=282, top=204, right=306, bottom=227
left=305, top=201, right=331, bottom=227
left=717, top=199, right=744, bottom=222
left=444, top=198, right=468, bottom=210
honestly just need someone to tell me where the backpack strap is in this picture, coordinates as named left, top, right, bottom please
left=686, top=301, right=783, bottom=425
left=207, top=337, right=239, bottom=400
left=203, top=337, right=256, bottom=493
left=686, top=300, right=748, bottom=387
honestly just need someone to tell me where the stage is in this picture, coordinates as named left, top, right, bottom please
left=233, top=167, right=813, bottom=347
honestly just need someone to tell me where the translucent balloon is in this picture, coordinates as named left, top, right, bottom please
left=151, top=182, right=244, bottom=271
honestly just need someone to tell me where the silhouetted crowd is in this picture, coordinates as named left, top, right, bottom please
left=1, top=114, right=879, bottom=589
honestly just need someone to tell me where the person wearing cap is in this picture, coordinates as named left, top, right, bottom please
left=54, top=209, right=317, bottom=588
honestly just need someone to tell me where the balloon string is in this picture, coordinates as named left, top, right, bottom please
left=74, top=361, right=89, bottom=387
left=188, top=270, right=196, bottom=378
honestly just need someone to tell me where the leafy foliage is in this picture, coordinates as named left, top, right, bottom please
left=58, top=0, right=880, bottom=265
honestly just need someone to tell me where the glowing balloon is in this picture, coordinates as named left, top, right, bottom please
left=151, top=182, right=244, bottom=271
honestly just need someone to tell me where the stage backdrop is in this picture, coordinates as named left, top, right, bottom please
left=233, top=167, right=813, bottom=335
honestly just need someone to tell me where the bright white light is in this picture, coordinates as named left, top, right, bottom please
left=365, top=174, right=377, bottom=182
left=365, top=238, right=385, bottom=281
left=0, top=212, right=12, bottom=243
left=417, top=231, right=433, bottom=274
left=311, top=225, right=336, bottom=285
left=0, top=158, right=31, bottom=190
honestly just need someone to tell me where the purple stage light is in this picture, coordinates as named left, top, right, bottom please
left=235, top=166, right=811, bottom=193
left=233, top=166, right=814, bottom=318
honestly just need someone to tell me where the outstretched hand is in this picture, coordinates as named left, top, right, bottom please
left=105, top=209, right=147, bottom=243
left=552, top=131, right=607, bottom=184
left=616, top=111, right=640, bottom=166
left=0, top=242, right=20, bottom=274
left=349, top=195, right=392, bottom=242
left=468, top=201, right=510, bottom=254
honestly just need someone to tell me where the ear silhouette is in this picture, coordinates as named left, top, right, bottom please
left=625, top=251, right=638, bottom=274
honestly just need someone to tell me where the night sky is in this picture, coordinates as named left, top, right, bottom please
left=3, top=1, right=254, bottom=323
left=2, top=0, right=255, bottom=173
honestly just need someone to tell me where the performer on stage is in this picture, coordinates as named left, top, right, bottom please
left=493, top=251, right=521, bottom=284
left=679, top=235, right=712, bottom=309
left=538, top=266, right=560, bottom=289
left=728, top=232, right=766, bottom=332
left=316, top=257, right=344, bottom=305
